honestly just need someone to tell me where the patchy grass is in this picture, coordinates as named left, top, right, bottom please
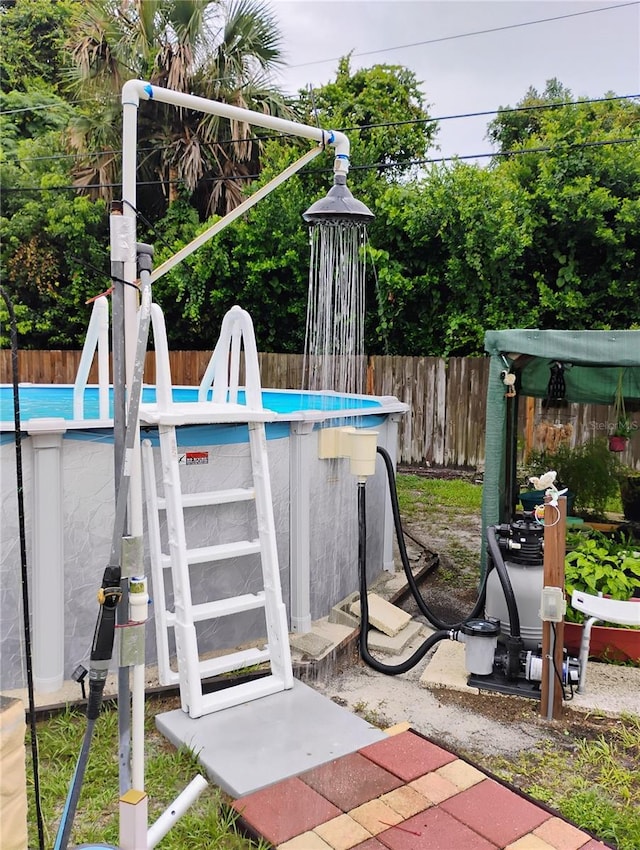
left=27, top=700, right=270, bottom=849
left=396, top=473, right=483, bottom=584
left=395, top=474, right=483, bottom=518
left=485, top=713, right=640, bottom=850
left=352, top=699, right=393, bottom=729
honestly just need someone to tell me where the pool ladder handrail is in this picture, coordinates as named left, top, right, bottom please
left=197, top=304, right=263, bottom=408
left=73, top=295, right=110, bottom=420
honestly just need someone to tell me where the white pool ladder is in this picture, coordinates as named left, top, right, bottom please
left=141, top=304, right=293, bottom=718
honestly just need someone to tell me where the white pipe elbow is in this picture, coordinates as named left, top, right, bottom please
left=122, top=78, right=152, bottom=107
left=328, top=130, right=350, bottom=175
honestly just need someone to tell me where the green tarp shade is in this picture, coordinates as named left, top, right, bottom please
left=485, top=329, right=640, bottom=404
left=481, top=329, right=640, bottom=571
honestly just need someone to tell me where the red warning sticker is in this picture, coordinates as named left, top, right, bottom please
left=183, top=451, right=209, bottom=465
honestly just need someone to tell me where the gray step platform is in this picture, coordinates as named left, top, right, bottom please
left=155, top=678, right=387, bottom=798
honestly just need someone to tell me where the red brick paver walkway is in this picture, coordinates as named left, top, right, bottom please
left=232, top=729, right=610, bottom=850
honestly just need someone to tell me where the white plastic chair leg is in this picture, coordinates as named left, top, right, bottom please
left=577, top=616, right=599, bottom=694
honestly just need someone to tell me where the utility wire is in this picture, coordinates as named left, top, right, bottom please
left=3, top=135, right=638, bottom=193
left=0, top=96, right=120, bottom=115
left=0, top=286, right=46, bottom=850
left=1, top=1, right=634, bottom=118
left=287, top=2, right=639, bottom=70
left=4, top=93, right=638, bottom=167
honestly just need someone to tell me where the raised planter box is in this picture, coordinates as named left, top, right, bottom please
left=564, top=621, right=640, bottom=664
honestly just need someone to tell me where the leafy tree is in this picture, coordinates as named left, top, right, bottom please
left=487, top=78, right=573, bottom=151
left=0, top=188, right=109, bottom=347
left=490, top=84, right=640, bottom=331
left=66, top=0, right=291, bottom=218
left=0, top=0, right=78, bottom=93
left=149, top=60, right=436, bottom=350
left=370, top=163, right=534, bottom=356
left=296, top=56, right=434, bottom=204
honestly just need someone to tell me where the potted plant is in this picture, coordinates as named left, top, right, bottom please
left=564, top=530, right=640, bottom=663
left=609, top=370, right=632, bottom=452
left=609, top=417, right=632, bottom=452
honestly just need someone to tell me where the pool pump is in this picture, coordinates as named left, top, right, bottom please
left=464, top=516, right=581, bottom=697
left=458, top=615, right=579, bottom=689
left=354, top=453, right=581, bottom=697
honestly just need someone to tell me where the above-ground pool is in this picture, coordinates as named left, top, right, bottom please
left=0, top=384, right=387, bottom=425
left=1, top=384, right=407, bottom=693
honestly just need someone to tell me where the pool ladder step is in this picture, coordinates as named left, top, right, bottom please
left=143, top=427, right=294, bottom=719
left=156, top=487, right=256, bottom=509
left=140, top=304, right=293, bottom=719
left=160, top=539, right=262, bottom=567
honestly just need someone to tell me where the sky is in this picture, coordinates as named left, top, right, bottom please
left=269, top=1, right=640, bottom=163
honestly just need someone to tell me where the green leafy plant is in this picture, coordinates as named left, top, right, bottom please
left=524, top=439, right=621, bottom=516
left=564, top=531, right=640, bottom=625
left=613, top=417, right=633, bottom=439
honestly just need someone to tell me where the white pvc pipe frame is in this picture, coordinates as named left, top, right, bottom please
left=115, top=80, right=353, bottom=844
left=119, top=79, right=351, bottom=538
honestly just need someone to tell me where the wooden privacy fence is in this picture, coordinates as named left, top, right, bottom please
left=2, top=350, right=638, bottom=469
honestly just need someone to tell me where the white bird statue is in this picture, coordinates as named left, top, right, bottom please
left=528, top=470, right=557, bottom=491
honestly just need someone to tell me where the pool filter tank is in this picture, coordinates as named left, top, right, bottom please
left=467, top=517, right=580, bottom=696
left=485, top=517, right=545, bottom=649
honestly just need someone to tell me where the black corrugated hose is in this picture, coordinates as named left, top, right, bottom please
left=357, top=479, right=453, bottom=675
left=377, top=445, right=487, bottom=630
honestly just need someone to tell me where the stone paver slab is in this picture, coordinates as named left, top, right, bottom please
left=314, top=814, right=373, bottom=850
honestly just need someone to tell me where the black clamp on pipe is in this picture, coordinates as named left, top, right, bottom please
left=87, top=565, right=122, bottom=719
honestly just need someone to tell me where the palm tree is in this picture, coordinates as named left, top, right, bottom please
left=66, top=0, right=291, bottom=217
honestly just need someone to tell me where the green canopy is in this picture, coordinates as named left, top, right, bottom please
left=481, top=329, right=640, bottom=569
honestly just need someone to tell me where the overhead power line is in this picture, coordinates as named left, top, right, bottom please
left=287, top=2, right=640, bottom=70
left=4, top=93, right=638, bottom=167
left=3, top=136, right=638, bottom=194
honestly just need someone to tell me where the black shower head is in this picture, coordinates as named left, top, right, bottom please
left=303, top=174, right=374, bottom=224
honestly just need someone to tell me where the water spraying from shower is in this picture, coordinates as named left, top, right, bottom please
left=302, top=175, right=374, bottom=396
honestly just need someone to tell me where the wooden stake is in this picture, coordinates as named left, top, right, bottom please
left=524, top=396, right=535, bottom=460
left=539, top=496, right=567, bottom=720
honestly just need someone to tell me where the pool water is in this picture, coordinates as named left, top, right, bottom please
left=1, top=385, right=382, bottom=423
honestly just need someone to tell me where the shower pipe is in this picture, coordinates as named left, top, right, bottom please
left=118, top=79, right=355, bottom=543
left=105, top=81, right=360, bottom=846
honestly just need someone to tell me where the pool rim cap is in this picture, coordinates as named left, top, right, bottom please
left=302, top=173, right=374, bottom=224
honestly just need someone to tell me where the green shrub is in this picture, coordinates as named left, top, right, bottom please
left=525, top=439, right=621, bottom=516
left=565, top=530, right=640, bottom=624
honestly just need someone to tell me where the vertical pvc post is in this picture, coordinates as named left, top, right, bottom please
left=289, top=421, right=315, bottom=632
left=28, top=420, right=67, bottom=693
left=111, top=209, right=132, bottom=795
left=116, top=85, right=140, bottom=798
left=121, top=92, right=142, bottom=542
left=382, top=413, right=402, bottom=572
left=119, top=789, right=148, bottom=850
